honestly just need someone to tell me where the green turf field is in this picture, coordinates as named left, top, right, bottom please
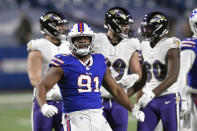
left=0, top=92, right=137, bottom=131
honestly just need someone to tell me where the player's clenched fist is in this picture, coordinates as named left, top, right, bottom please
left=138, top=88, right=155, bottom=108
left=41, top=104, right=58, bottom=118
left=131, top=104, right=145, bottom=122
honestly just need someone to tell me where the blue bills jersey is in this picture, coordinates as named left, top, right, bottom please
left=181, top=37, right=197, bottom=89
left=50, top=53, right=107, bottom=113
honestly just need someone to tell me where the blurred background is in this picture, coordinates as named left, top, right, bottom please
left=0, top=0, right=196, bottom=130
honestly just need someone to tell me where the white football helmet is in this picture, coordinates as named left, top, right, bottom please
left=189, top=8, right=197, bottom=37
left=68, top=22, right=94, bottom=56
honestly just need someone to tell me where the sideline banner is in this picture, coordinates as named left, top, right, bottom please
left=0, top=47, right=31, bottom=90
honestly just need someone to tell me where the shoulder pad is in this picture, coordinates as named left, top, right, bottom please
left=27, top=39, right=38, bottom=51
left=183, top=37, right=193, bottom=41
left=163, top=37, right=180, bottom=48
left=50, top=54, right=65, bottom=67
left=27, top=38, right=46, bottom=52
left=171, top=37, right=181, bottom=48
left=181, top=39, right=196, bottom=48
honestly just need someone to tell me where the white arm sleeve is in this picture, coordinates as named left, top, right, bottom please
left=178, top=50, right=196, bottom=98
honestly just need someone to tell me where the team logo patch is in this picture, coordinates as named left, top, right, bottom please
left=44, top=14, right=61, bottom=21
left=109, top=9, right=126, bottom=20
left=150, top=15, right=167, bottom=23
left=174, top=40, right=180, bottom=48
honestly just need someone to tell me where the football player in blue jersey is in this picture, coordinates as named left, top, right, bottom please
left=27, top=11, right=70, bottom=131
left=136, top=12, right=181, bottom=131
left=35, top=22, right=145, bottom=131
left=179, top=8, right=197, bottom=131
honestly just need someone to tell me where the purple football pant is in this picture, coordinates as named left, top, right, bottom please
left=32, top=98, right=64, bottom=131
left=137, top=93, right=180, bottom=131
left=102, top=98, right=128, bottom=131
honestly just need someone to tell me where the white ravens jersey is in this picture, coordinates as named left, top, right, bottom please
left=93, top=33, right=140, bottom=98
left=140, top=37, right=180, bottom=96
left=27, top=38, right=70, bottom=100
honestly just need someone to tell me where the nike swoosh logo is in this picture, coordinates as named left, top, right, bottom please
left=165, top=100, right=171, bottom=104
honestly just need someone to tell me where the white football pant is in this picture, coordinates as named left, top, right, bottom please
left=62, top=109, right=112, bottom=131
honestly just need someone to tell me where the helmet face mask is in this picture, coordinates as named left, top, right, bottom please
left=105, top=7, right=134, bottom=38
left=140, top=12, right=169, bottom=41
left=40, top=12, right=69, bottom=40
left=119, top=23, right=133, bottom=38
left=189, top=8, right=197, bottom=37
left=140, top=24, right=154, bottom=41
left=68, top=22, right=94, bottom=56
left=71, top=36, right=92, bottom=56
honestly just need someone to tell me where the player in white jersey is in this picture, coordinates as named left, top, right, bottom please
left=27, top=11, right=70, bottom=131
left=93, top=7, right=142, bottom=131
left=178, top=8, right=197, bottom=131
left=137, top=12, right=181, bottom=131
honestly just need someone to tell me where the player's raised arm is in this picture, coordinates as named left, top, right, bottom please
left=103, top=66, right=145, bottom=122
left=36, top=66, right=64, bottom=117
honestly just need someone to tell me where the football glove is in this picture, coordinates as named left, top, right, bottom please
left=131, top=104, right=145, bottom=122
left=138, top=88, right=155, bottom=108
left=117, top=74, right=139, bottom=89
left=41, top=103, right=58, bottom=118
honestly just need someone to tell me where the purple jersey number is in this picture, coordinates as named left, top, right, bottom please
left=112, top=58, right=126, bottom=81
left=144, top=60, right=167, bottom=82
